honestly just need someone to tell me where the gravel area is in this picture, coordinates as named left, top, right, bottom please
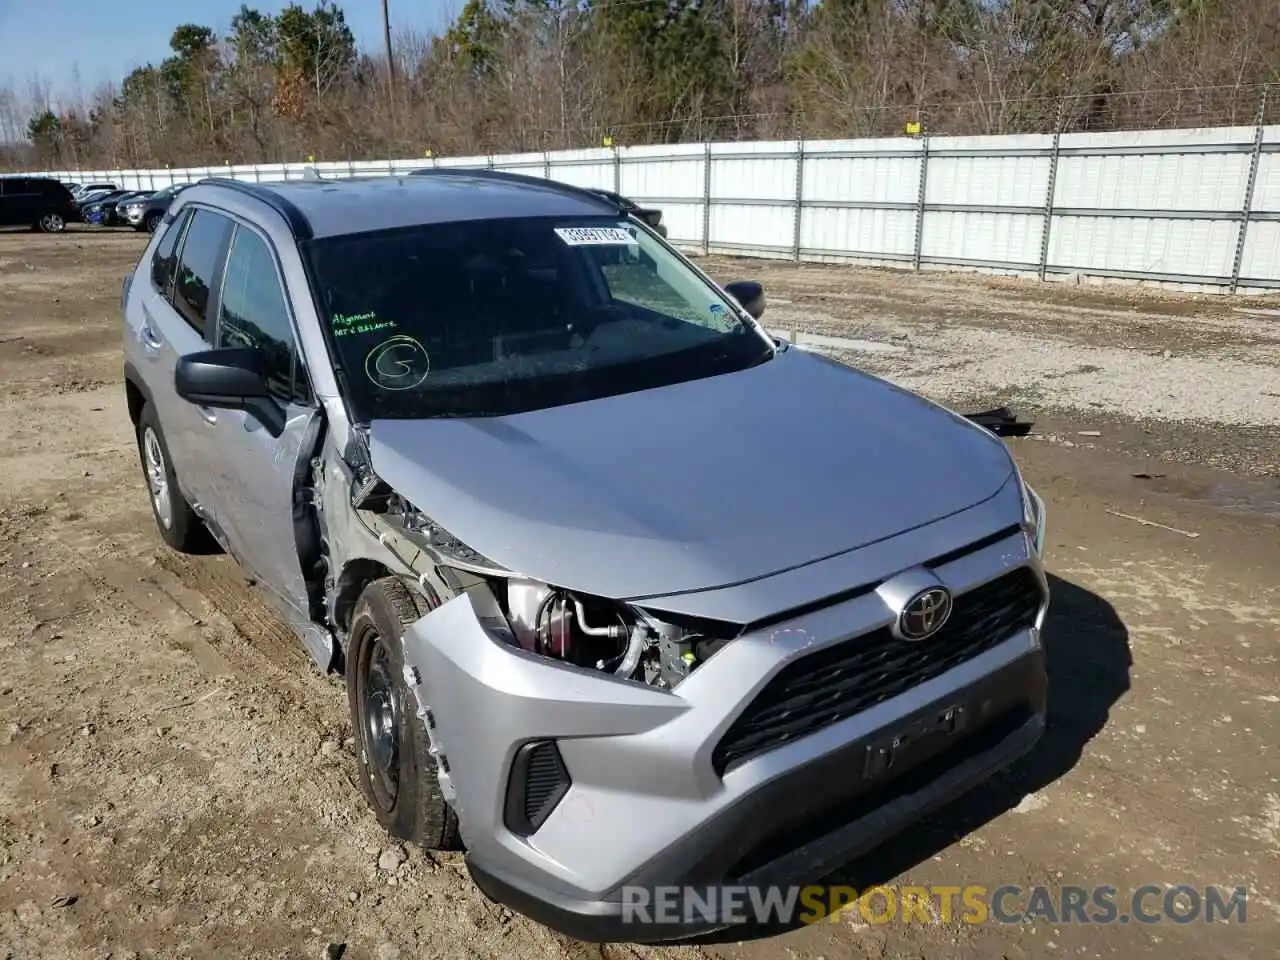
left=692, top=256, right=1280, bottom=475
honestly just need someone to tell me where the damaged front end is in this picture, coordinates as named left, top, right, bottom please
left=356, top=479, right=740, bottom=693
left=326, top=428, right=1048, bottom=942
left=327, top=418, right=740, bottom=693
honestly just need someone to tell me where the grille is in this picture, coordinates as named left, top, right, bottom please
left=712, top=567, right=1043, bottom=774
left=504, top=740, right=572, bottom=836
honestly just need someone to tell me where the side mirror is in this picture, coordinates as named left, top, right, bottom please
left=175, top=347, right=286, bottom=437
left=724, top=280, right=765, bottom=320
left=175, top=347, right=270, bottom=406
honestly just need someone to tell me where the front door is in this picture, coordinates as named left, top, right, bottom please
left=128, top=206, right=232, bottom=518
left=202, top=220, right=318, bottom=618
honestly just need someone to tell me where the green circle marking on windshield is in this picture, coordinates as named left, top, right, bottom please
left=365, top=335, right=430, bottom=391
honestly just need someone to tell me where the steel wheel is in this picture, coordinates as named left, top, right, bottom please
left=345, top=577, right=461, bottom=848
left=141, top=426, right=173, bottom=530
left=359, top=627, right=402, bottom=812
left=39, top=212, right=65, bottom=233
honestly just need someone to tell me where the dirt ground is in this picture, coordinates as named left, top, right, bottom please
left=0, top=230, right=1276, bottom=960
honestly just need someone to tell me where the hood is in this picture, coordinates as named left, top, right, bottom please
left=367, top=348, right=1017, bottom=600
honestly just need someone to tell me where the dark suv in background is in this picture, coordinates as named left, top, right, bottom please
left=0, top=176, right=78, bottom=232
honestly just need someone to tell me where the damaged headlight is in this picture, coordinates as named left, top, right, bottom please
left=496, top=578, right=641, bottom=675
left=488, top=577, right=741, bottom=689
left=374, top=485, right=740, bottom=689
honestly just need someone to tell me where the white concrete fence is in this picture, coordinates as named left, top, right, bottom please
left=33, top=122, right=1280, bottom=295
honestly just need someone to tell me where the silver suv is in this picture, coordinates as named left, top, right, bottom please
left=121, top=171, right=1049, bottom=942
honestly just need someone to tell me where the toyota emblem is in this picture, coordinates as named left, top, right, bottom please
left=898, top=586, right=953, bottom=641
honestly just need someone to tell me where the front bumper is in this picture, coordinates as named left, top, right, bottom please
left=401, top=525, right=1049, bottom=943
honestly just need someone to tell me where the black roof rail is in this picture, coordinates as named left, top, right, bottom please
left=197, top=177, right=315, bottom=240
left=406, top=165, right=623, bottom=214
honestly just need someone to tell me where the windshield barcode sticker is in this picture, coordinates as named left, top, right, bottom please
left=554, top=227, right=638, bottom=246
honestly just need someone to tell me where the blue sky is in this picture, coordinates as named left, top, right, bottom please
left=0, top=0, right=454, bottom=106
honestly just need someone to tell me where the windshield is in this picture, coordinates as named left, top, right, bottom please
left=302, top=216, right=773, bottom=419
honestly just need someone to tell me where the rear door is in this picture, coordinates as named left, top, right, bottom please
left=1, top=179, right=35, bottom=225
left=126, top=205, right=234, bottom=516
left=204, top=220, right=319, bottom=616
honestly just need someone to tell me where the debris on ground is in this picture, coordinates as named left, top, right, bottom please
left=1106, top=508, right=1200, bottom=538
left=963, top=406, right=1034, bottom=437
left=377, top=846, right=408, bottom=873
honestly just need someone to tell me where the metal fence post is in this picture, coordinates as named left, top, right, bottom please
left=543, top=149, right=551, bottom=181
left=792, top=138, right=805, bottom=262
left=612, top=144, right=621, bottom=194
left=1039, top=102, right=1066, bottom=282
left=702, top=141, right=713, bottom=254
left=912, top=135, right=929, bottom=271
left=1230, top=84, right=1269, bottom=295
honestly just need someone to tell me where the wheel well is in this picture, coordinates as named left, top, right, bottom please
left=125, top=377, right=145, bottom=427
left=334, top=559, right=395, bottom=636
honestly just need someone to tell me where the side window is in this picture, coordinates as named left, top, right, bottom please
left=150, top=208, right=191, bottom=299
left=172, top=209, right=232, bottom=336
left=217, top=225, right=307, bottom=403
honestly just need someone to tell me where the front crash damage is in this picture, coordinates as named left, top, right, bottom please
left=397, top=592, right=689, bottom=869
left=323, top=419, right=1049, bottom=943
left=394, top=542, right=1049, bottom=943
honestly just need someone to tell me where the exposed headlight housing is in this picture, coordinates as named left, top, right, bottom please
left=373, top=486, right=739, bottom=689
left=497, top=578, right=636, bottom=671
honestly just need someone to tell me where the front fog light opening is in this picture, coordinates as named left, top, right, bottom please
left=504, top=739, right=572, bottom=837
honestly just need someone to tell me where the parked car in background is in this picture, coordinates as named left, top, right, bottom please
left=82, top=190, right=152, bottom=226
left=104, top=191, right=155, bottom=226
left=70, top=181, right=118, bottom=199
left=78, top=189, right=138, bottom=224
left=119, top=183, right=191, bottom=232
left=0, top=176, right=78, bottom=232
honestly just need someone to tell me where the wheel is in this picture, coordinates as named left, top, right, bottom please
left=135, top=401, right=204, bottom=551
left=144, top=211, right=162, bottom=233
left=37, top=212, right=65, bottom=233
left=346, top=577, right=461, bottom=849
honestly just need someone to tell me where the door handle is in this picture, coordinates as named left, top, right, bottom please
left=140, top=323, right=163, bottom=349
left=198, top=406, right=217, bottom=425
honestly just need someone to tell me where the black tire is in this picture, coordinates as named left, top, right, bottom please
left=346, top=577, right=461, bottom=849
left=135, top=401, right=204, bottom=552
left=144, top=211, right=162, bottom=233
left=36, top=211, right=66, bottom=233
